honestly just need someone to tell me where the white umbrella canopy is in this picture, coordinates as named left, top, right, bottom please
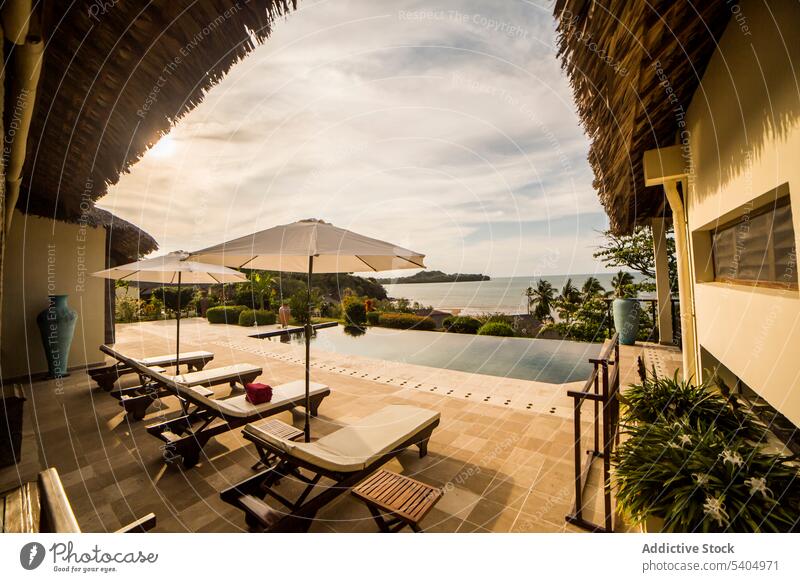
left=92, top=251, right=247, bottom=373
left=188, top=219, right=426, bottom=441
left=92, top=251, right=247, bottom=284
left=188, top=218, right=426, bottom=273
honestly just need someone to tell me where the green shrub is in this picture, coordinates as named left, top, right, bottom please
left=288, top=292, right=311, bottom=325
left=151, top=286, right=195, bottom=312
left=238, top=309, right=277, bottom=326
left=621, top=371, right=763, bottom=439
left=366, top=311, right=381, bottom=326
left=207, top=305, right=247, bottom=324
left=343, top=297, right=367, bottom=326
left=378, top=312, right=435, bottom=330
left=477, top=322, right=515, bottom=337
left=614, top=421, right=800, bottom=532
left=443, top=315, right=481, bottom=334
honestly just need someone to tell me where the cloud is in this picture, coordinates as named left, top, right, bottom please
left=100, top=0, right=606, bottom=276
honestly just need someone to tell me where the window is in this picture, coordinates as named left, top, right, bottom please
left=711, top=195, right=797, bottom=289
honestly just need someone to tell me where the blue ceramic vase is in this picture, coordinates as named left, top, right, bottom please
left=612, top=298, right=640, bottom=345
left=36, top=295, right=78, bottom=377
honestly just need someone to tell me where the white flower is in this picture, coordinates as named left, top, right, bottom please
left=720, top=449, right=744, bottom=467
left=678, top=434, right=692, bottom=447
left=745, top=476, right=773, bottom=500
left=703, top=496, right=728, bottom=527
left=693, top=472, right=710, bottom=487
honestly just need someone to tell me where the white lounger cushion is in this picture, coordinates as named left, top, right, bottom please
left=245, top=405, right=439, bottom=473
left=168, top=363, right=261, bottom=387
left=221, top=380, right=328, bottom=415
left=138, top=351, right=213, bottom=367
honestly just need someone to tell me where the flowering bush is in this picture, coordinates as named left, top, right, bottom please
left=614, top=421, right=800, bottom=532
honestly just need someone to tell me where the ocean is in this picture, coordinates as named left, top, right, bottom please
left=384, top=273, right=646, bottom=315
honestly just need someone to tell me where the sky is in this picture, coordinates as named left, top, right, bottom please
left=100, top=0, right=610, bottom=278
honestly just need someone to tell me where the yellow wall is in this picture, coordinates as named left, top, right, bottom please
left=1, top=210, right=106, bottom=378
left=686, top=0, right=800, bottom=426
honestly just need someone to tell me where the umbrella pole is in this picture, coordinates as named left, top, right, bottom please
left=175, top=272, right=182, bottom=375
left=304, top=256, right=313, bottom=442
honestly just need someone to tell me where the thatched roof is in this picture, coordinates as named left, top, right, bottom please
left=19, top=0, right=295, bottom=222
left=88, top=208, right=158, bottom=265
left=553, top=1, right=731, bottom=234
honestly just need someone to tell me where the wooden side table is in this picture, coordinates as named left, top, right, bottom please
left=246, top=418, right=304, bottom=471
left=352, top=470, right=443, bottom=532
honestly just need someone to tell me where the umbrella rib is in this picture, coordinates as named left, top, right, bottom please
left=117, top=270, right=141, bottom=281
left=238, top=257, right=257, bottom=269
left=208, top=272, right=223, bottom=284
left=354, top=255, right=378, bottom=272
left=396, top=255, right=425, bottom=269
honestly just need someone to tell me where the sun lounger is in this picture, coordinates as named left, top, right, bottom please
left=119, top=364, right=262, bottom=420
left=89, top=348, right=214, bottom=391
left=100, top=346, right=331, bottom=468
left=220, top=404, right=440, bottom=532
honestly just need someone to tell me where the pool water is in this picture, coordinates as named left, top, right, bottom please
left=266, top=326, right=600, bottom=383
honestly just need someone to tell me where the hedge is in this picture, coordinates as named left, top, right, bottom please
left=207, top=305, right=247, bottom=324
left=378, top=312, right=436, bottom=330
left=443, top=315, right=481, bottom=334
left=366, top=311, right=381, bottom=325
left=238, top=309, right=277, bottom=327
left=477, top=321, right=515, bottom=337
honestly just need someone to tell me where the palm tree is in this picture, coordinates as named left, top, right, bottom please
left=581, top=276, right=605, bottom=299
left=611, top=271, right=635, bottom=297
left=249, top=271, right=274, bottom=310
left=559, top=278, right=581, bottom=304
left=527, top=280, right=556, bottom=322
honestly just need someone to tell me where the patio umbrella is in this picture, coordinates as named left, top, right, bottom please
left=92, top=251, right=247, bottom=373
left=189, top=218, right=426, bottom=441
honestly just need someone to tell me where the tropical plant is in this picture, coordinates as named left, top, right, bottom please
left=151, top=286, right=194, bottom=313
left=443, top=316, right=482, bottom=334
left=540, top=297, right=610, bottom=342
left=621, top=371, right=764, bottom=440
left=115, top=295, right=140, bottom=323
left=526, top=279, right=556, bottom=322
left=581, top=276, right=605, bottom=299
left=559, top=278, right=582, bottom=304
left=248, top=271, right=274, bottom=310
left=614, top=420, right=800, bottom=532
left=477, top=321, right=515, bottom=337
left=611, top=270, right=636, bottom=298
left=594, top=225, right=677, bottom=291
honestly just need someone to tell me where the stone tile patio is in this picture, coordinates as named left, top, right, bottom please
left=0, top=318, right=678, bottom=532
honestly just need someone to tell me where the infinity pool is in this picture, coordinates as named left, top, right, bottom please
left=267, top=326, right=600, bottom=383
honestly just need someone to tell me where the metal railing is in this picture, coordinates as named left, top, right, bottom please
left=565, top=332, right=620, bottom=532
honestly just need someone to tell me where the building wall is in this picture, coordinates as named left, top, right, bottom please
left=685, top=0, right=800, bottom=426
left=1, top=210, right=106, bottom=378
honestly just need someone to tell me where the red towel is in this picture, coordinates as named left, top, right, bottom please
left=245, top=383, right=273, bottom=404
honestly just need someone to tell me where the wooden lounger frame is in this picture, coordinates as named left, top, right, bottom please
left=101, top=346, right=330, bottom=469
left=99, top=345, right=259, bottom=421
left=220, top=418, right=439, bottom=532
left=90, top=348, right=214, bottom=391
left=1, top=468, right=155, bottom=533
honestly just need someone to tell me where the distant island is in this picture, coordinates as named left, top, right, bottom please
left=378, top=270, right=490, bottom=284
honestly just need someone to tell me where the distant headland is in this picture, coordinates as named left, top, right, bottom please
left=378, top=270, right=491, bottom=284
